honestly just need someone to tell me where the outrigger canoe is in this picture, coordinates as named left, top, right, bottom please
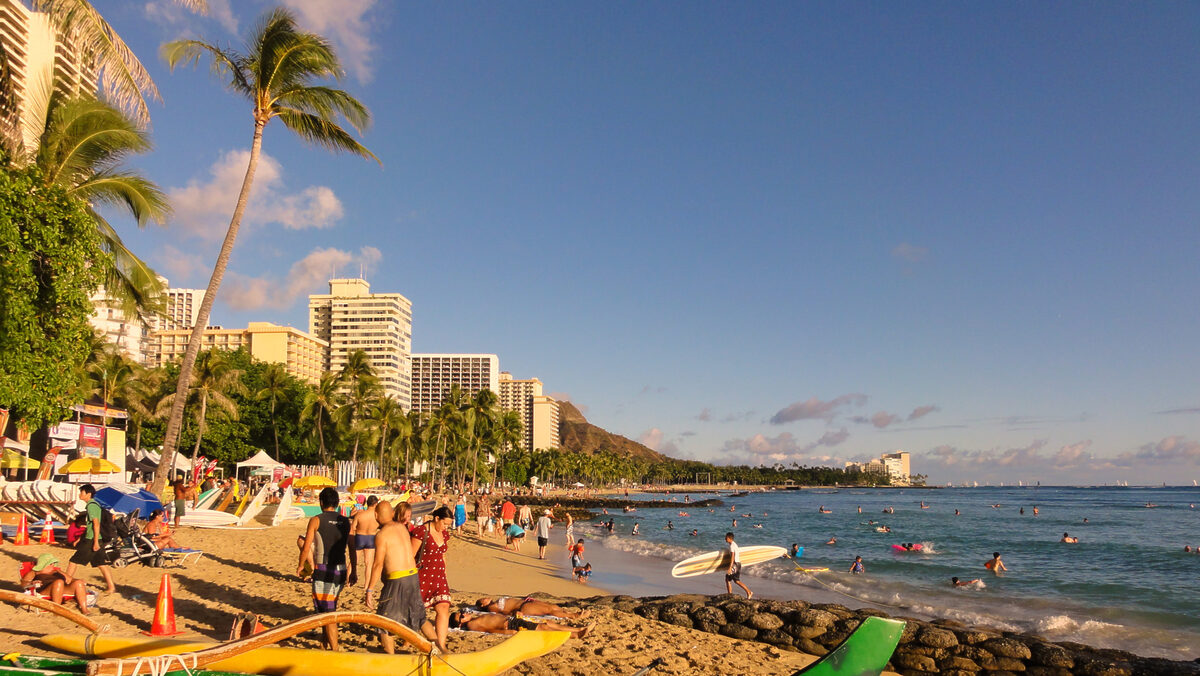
left=42, top=612, right=570, bottom=676
left=792, top=616, right=905, bottom=676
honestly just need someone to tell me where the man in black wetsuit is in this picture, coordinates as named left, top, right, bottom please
left=298, top=487, right=356, bottom=650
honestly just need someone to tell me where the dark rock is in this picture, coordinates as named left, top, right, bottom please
left=784, top=623, right=827, bottom=640
left=958, top=629, right=998, bottom=645
left=613, top=602, right=638, bottom=613
left=812, top=603, right=854, bottom=619
left=941, top=670, right=978, bottom=676
left=660, top=611, right=693, bottom=628
left=759, top=600, right=794, bottom=615
left=819, top=628, right=852, bottom=647
left=980, top=655, right=1027, bottom=671
left=689, top=605, right=727, bottom=625
left=1026, top=668, right=1073, bottom=676
left=795, top=608, right=838, bottom=627
left=1074, top=658, right=1132, bottom=676
left=934, top=619, right=967, bottom=629
left=757, top=628, right=795, bottom=646
left=982, top=638, right=1033, bottom=660
left=719, top=623, right=758, bottom=641
left=903, top=645, right=950, bottom=661
left=857, top=607, right=893, bottom=618
left=662, top=594, right=710, bottom=604
left=695, top=620, right=723, bottom=634
left=634, top=605, right=660, bottom=621
left=893, top=652, right=940, bottom=672
left=898, top=621, right=921, bottom=644
left=795, top=638, right=829, bottom=657
left=748, top=612, right=784, bottom=630
left=940, top=656, right=982, bottom=671
left=834, top=617, right=863, bottom=634
left=1029, top=643, right=1074, bottom=669
left=920, top=627, right=960, bottom=649
left=721, top=603, right=755, bottom=624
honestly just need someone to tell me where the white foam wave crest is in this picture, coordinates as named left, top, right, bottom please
left=599, top=534, right=708, bottom=563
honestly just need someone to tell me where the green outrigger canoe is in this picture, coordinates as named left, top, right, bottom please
left=793, top=616, right=905, bottom=676
left=1, top=654, right=247, bottom=676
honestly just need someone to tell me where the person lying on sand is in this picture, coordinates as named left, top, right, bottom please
left=474, top=596, right=589, bottom=619
left=449, top=610, right=593, bottom=638
left=20, top=554, right=89, bottom=615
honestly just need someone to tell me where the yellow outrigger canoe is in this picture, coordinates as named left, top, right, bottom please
left=43, top=611, right=570, bottom=676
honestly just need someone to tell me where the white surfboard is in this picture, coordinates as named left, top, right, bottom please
left=270, top=485, right=295, bottom=526
left=671, top=545, right=788, bottom=578
left=237, top=483, right=271, bottom=526
left=177, top=508, right=240, bottom=528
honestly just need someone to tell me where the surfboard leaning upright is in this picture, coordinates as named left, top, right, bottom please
left=671, top=545, right=787, bottom=578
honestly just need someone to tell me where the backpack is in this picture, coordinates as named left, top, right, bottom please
left=88, top=500, right=117, bottom=541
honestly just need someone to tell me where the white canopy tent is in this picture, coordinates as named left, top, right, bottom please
left=236, top=450, right=283, bottom=472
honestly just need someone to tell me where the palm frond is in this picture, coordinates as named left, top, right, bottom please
left=75, top=170, right=170, bottom=226
left=274, top=86, right=370, bottom=133
left=33, top=0, right=159, bottom=126
left=161, top=40, right=252, bottom=97
left=40, top=97, right=152, bottom=189
left=88, top=209, right=166, bottom=318
left=274, top=107, right=379, bottom=163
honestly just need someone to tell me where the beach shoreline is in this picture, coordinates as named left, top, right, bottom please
left=2, top=514, right=1196, bottom=675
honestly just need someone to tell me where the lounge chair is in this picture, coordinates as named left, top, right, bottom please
left=160, top=547, right=205, bottom=567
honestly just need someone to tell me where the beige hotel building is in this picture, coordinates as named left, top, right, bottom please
left=151, top=322, right=328, bottom=384
left=410, top=354, right=499, bottom=414
left=308, top=279, right=413, bottom=409
left=498, top=372, right=561, bottom=451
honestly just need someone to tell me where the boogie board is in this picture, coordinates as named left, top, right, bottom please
left=671, top=545, right=787, bottom=578
left=891, top=543, right=923, bottom=552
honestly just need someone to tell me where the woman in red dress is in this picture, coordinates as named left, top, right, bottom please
left=413, top=506, right=454, bottom=652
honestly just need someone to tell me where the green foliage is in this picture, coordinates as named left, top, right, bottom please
left=0, top=166, right=106, bottom=427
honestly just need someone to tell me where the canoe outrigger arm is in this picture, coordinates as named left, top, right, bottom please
left=82, top=612, right=435, bottom=676
left=0, top=590, right=107, bottom=635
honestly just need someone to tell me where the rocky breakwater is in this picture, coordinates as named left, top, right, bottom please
left=585, top=594, right=1200, bottom=676
left=521, top=495, right=725, bottom=512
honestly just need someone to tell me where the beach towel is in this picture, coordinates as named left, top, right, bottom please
left=454, top=504, right=467, bottom=529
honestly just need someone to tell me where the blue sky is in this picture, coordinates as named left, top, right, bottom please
left=94, top=1, right=1199, bottom=484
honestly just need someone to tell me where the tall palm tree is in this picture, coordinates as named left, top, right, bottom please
left=255, top=363, right=289, bottom=458
left=152, top=9, right=377, bottom=497
left=462, top=388, right=499, bottom=490
left=300, top=372, right=342, bottom=466
left=334, top=375, right=380, bottom=465
left=366, top=394, right=402, bottom=475
left=160, top=350, right=242, bottom=462
left=491, top=409, right=523, bottom=488
left=126, top=367, right=168, bottom=454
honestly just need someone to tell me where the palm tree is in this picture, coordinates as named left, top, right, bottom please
left=301, top=372, right=342, bottom=466
left=160, top=350, right=242, bottom=463
left=462, top=388, right=499, bottom=490
left=23, top=0, right=209, bottom=127
left=2, top=81, right=170, bottom=315
left=152, top=9, right=377, bottom=497
left=334, top=375, right=380, bottom=465
left=126, top=368, right=168, bottom=454
left=255, top=363, right=289, bottom=458
left=366, top=394, right=401, bottom=475
left=491, top=409, right=523, bottom=488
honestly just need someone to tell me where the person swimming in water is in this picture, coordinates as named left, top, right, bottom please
left=985, top=552, right=1007, bottom=574
left=826, top=536, right=837, bottom=545
left=849, top=556, right=864, bottom=574
left=951, top=576, right=981, bottom=587
left=1061, top=532, right=1078, bottom=543
left=789, top=543, right=800, bottom=558
left=954, top=509, right=960, bottom=516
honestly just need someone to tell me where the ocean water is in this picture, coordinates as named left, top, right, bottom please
left=565, top=486, right=1200, bottom=660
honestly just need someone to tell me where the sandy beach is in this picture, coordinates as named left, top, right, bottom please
left=0, top=520, right=826, bottom=675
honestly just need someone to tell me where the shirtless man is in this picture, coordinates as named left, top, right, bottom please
left=370, top=501, right=439, bottom=654
left=351, top=495, right=380, bottom=605
left=449, top=610, right=592, bottom=638
left=474, top=596, right=588, bottom=620
left=985, top=551, right=1007, bottom=575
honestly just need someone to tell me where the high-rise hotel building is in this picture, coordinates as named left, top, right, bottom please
left=158, top=286, right=205, bottom=331
left=151, top=322, right=327, bottom=384
left=498, top=372, right=561, bottom=451
left=0, top=0, right=96, bottom=151
left=308, top=278, right=413, bottom=409
left=410, top=354, right=499, bottom=414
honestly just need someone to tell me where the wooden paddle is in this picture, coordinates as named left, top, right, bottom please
left=82, top=611, right=433, bottom=676
left=0, top=589, right=105, bottom=634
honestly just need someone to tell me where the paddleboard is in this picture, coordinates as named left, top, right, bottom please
left=671, top=545, right=787, bottom=578
left=410, top=499, right=437, bottom=519
left=237, top=484, right=271, bottom=526
left=270, top=485, right=295, bottom=526
left=177, top=509, right=240, bottom=528
left=194, top=488, right=221, bottom=510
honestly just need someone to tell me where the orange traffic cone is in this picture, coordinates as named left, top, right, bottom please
left=142, top=574, right=183, bottom=636
left=38, top=516, right=56, bottom=544
left=12, top=514, right=31, bottom=546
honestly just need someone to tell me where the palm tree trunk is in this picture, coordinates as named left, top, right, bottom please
left=271, top=399, right=279, bottom=458
left=151, top=118, right=267, bottom=498
left=317, top=414, right=327, bottom=465
left=192, top=391, right=208, bottom=458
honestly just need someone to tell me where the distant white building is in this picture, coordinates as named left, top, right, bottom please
left=410, top=353, right=499, bottom=414
left=846, top=450, right=911, bottom=484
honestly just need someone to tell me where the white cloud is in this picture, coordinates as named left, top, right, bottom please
left=720, top=429, right=850, bottom=465
left=891, top=242, right=929, bottom=264
left=144, top=0, right=237, bottom=33
left=770, top=394, right=867, bottom=424
left=168, top=150, right=344, bottom=240
left=222, top=246, right=381, bottom=311
left=637, top=428, right=664, bottom=450
left=156, top=244, right=208, bottom=285
left=280, top=0, right=379, bottom=83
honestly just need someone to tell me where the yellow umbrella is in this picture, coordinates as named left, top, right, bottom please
left=58, top=457, right=121, bottom=475
left=350, top=477, right=384, bottom=492
left=295, top=475, right=336, bottom=489
left=1, top=448, right=40, bottom=470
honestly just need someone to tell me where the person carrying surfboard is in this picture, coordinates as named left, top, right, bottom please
left=724, top=532, right=753, bottom=598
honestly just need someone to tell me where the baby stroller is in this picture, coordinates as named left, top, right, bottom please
left=103, top=509, right=164, bottom=568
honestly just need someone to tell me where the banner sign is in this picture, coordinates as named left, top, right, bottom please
left=79, top=424, right=104, bottom=458
left=50, top=421, right=81, bottom=441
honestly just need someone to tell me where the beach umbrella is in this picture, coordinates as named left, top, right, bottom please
left=93, top=485, right=163, bottom=516
left=295, top=475, right=336, bottom=489
left=350, top=477, right=384, bottom=492
left=1, top=448, right=40, bottom=470
left=58, top=457, right=121, bottom=475
left=572, top=482, right=586, bottom=487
